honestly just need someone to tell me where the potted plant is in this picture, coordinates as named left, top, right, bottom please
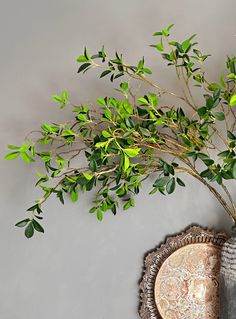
left=5, top=25, right=236, bottom=317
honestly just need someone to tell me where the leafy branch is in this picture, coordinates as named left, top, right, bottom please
left=5, top=24, right=236, bottom=237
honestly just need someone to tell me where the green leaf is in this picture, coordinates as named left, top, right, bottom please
left=203, top=158, right=214, bottom=166
left=96, top=98, right=106, bottom=106
left=200, top=169, right=213, bottom=178
left=32, top=219, right=44, bottom=233
left=83, top=173, right=93, bottom=180
left=162, top=53, right=171, bottom=61
left=97, top=209, right=103, bottom=221
left=182, top=34, right=196, bottom=52
left=41, top=123, right=59, bottom=133
left=228, top=73, right=236, bottom=79
left=176, top=177, right=185, bottom=187
left=149, top=93, right=159, bottom=107
left=181, top=134, right=191, bottom=146
left=25, top=222, right=34, bottom=238
left=84, top=47, right=91, bottom=61
left=154, top=43, right=164, bottom=52
left=162, top=29, right=169, bottom=37
left=153, top=31, right=163, bottom=36
left=57, top=190, right=64, bottom=204
left=208, top=83, right=220, bottom=91
left=233, top=161, right=236, bottom=179
left=5, top=152, right=20, bottom=160
left=181, top=39, right=190, bottom=52
left=27, top=204, right=41, bottom=212
left=102, top=130, right=111, bottom=138
left=76, top=55, right=87, bottom=62
left=153, top=176, right=170, bottom=187
left=143, top=68, right=152, bottom=74
left=95, top=141, right=107, bottom=148
left=21, top=152, right=34, bottom=162
left=149, top=187, right=158, bottom=195
left=61, top=127, right=78, bottom=137
left=123, top=155, right=130, bottom=171
left=138, top=58, right=144, bottom=70
left=217, top=150, right=231, bottom=158
left=122, top=100, right=133, bottom=115
left=212, top=111, right=225, bottom=121
left=138, top=97, right=149, bottom=105
left=62, top=90, right=69, bottom=101
left=166, top=178, right=176, bottom=194
left=197, top=106, right=207, bottom=117
left=104, top=109, right=112, bottom=120
left=198, top=153, right=214, bottom=166
left=227, top=131, right=236, bottom=140
left=52, top=95, right=63, bottom=103
left=100, top=70, right=111, bottom=78
left=120, top=82, right=128, bottom=91
left=162, top=163, right=175, bottom=175
left=85, top=177, right=95, bottom=191
left=123, top=201, right=130, bottom=210
left=166, top=24, right=174, bottom=33
left=230, top=94, right=236, bottom=107
left=89, top=207, right=96, bottom=214
left=162, top=25, right=174, bottom=36
left=123, top=198, right=134, bottom=210
left=77, top=113, right=87, bottom=121
left=77, top=63, right=91, bottom=73
left=8, top=145, right=20, bottom=150
left=139, top=127, right=150, bottom=136
left=124, top=148, right=141, bottom=157
left=15, top=219, right=30, bottom=227
left=71, top=189, right=79, bottom=202
left=89, top=159, right=97, bottom=172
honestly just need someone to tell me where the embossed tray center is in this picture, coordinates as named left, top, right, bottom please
left=155, top=243, right=221, bottom=319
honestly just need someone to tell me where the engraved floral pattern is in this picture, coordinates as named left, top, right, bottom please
left=155, top=244, right=221, bottom=319
left=139, top=226, right=228, bottom=319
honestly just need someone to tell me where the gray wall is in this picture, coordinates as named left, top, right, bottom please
left=0, top=1, right=235, bottom=318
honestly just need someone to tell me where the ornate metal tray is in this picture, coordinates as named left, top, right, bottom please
left=139, top=226, right=228, bottom=319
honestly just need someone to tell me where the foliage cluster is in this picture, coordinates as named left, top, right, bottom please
left=6, top=25, right=236, bottom=237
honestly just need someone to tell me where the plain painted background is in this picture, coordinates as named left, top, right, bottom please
left=0, top=1, right=235, bottom=318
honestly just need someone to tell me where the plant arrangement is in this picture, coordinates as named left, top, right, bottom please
left=5, top=25, right=236, bottom=238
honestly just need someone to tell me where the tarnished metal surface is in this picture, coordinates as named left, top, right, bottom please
left=139, top=226, right=227, bottom=319
left=155, top=243, right=221, bottom=319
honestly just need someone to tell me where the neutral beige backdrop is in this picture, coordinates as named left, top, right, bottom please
left=0, top=1, right=235, bottom=318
